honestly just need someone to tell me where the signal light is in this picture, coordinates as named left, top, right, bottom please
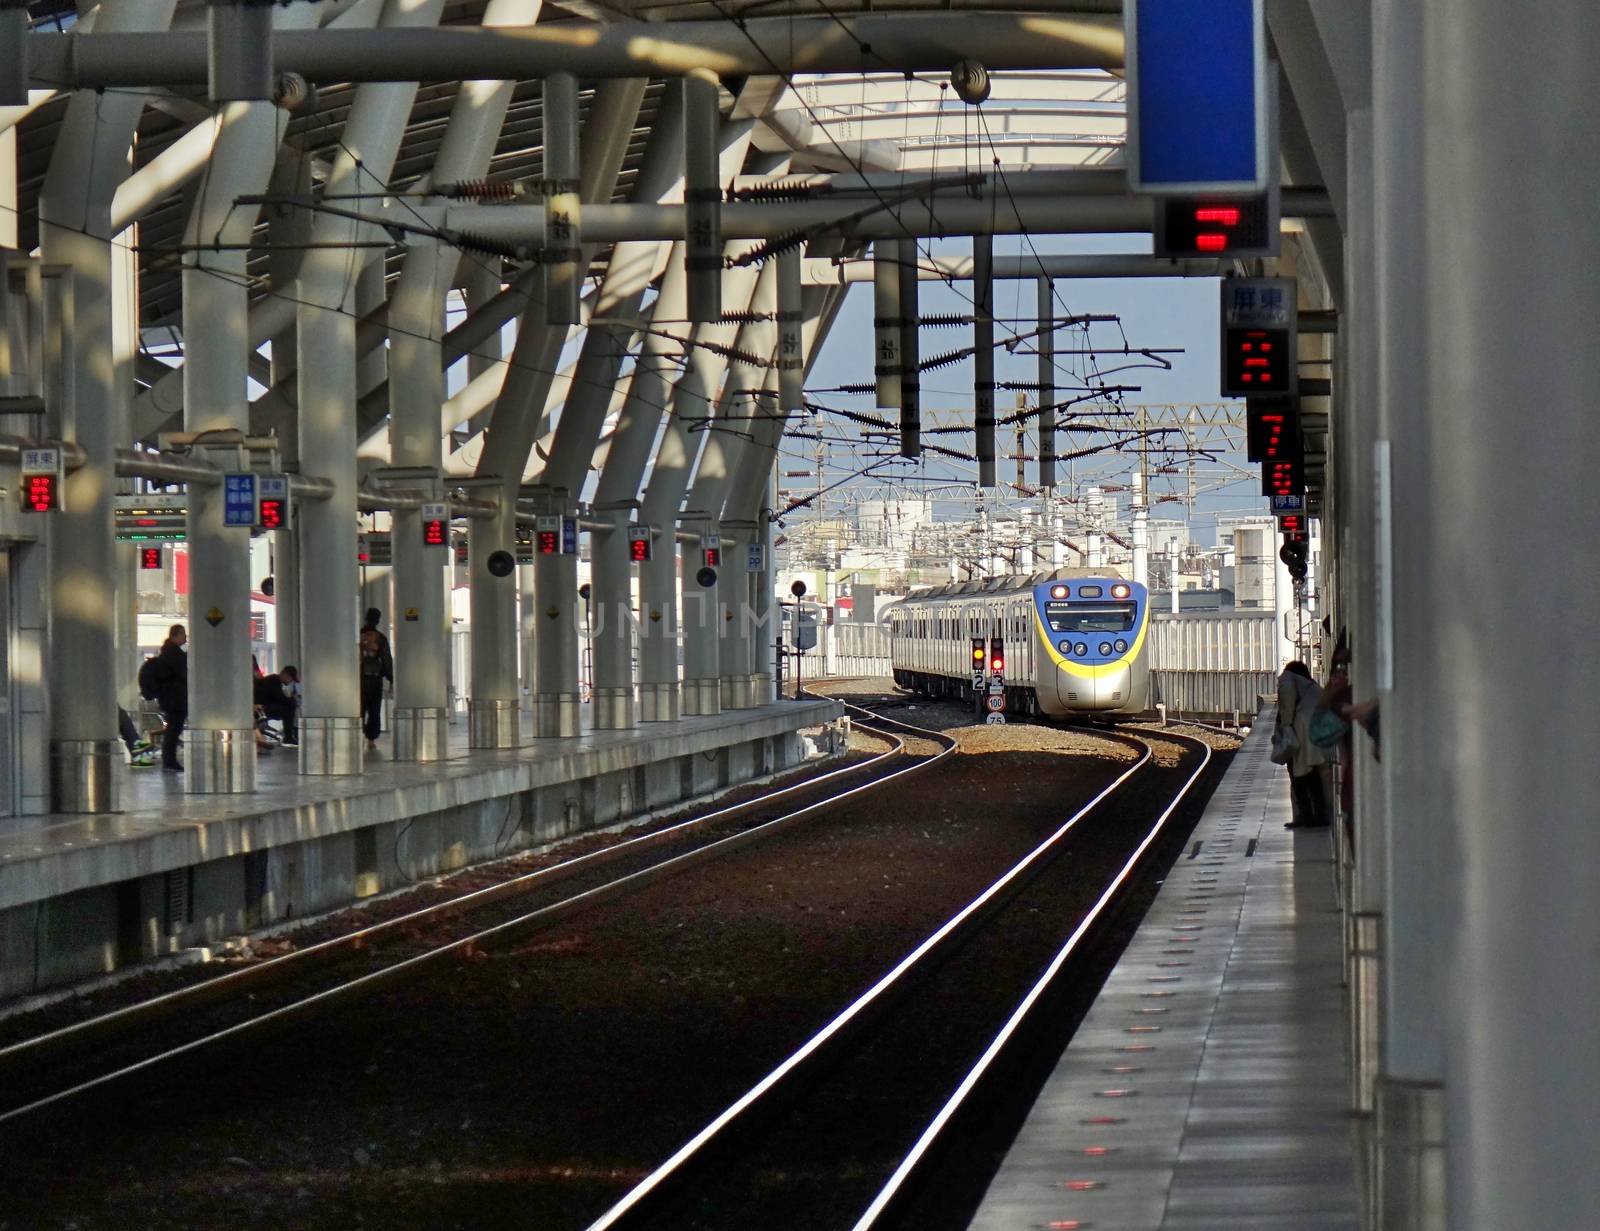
left=628, top=525, right=651, bottom=562
left=21, top=473, right=60, bottom=512
left=139, top=546, right=163, bottom=570
left=972, top=639, right=986, bottom=663
left=989, top=636, right=1005, bottom=676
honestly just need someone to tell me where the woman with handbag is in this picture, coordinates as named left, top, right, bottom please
left=1275, top=661, right=1331, bottom=829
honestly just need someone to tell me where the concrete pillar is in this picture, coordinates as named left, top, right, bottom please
left=1373, top=3, right=1446, bottom=1226
left=531, top=494, right=580, bottom=737
left=541, top=72, right=581, bottom=325
left=873, top=240, right=902, bottom=410
left=268, top=154, right=310, bottom=679
left=388, top=237, right=452, bottom=761
left=1419, top=4, right=1600, bottom=1225
left=637, top=368, right=705, bottom=720
left=181, top=101, right=284, bottom=792
left=37, top=0, right=178, bottom=811
left=296, top=0, right=445, bottom=774
left=682, top=69, right=722, bottom=323
left=467, top=494, right=521, bottom=747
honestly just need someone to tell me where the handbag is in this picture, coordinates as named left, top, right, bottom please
left=1270, top=724, right=1299, bottom=765
left=1309, top=708, right=1350, bottom=749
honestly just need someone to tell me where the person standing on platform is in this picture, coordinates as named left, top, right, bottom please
left=1276, top=660, right=1330, bottom=829
left=156, top=624, right=189, bottom=773
left=359, top=628, right=388, bottom=752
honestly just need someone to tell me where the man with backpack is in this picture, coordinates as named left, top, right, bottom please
left=359, top=610, right=393, bottom=752
left=153, top=624, right=189, bottom=772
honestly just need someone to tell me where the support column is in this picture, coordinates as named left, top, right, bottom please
left=637, top=368, right=705, bottom=720
left=1419, top=4, right=1600, bottom=1226
left=532, top=491, right=580, bottom=736
left=1373, top=3, right=1445, bottom=1226
left=268, top=153, right=310, bottom=678
left=718, top=519, right=756, bottom=708
left=182, top=102, right=282, bottom=792
left=37, top=1, right=178, bottom=810
left=1037, top=276, right=1056, bottom=490
left=296, top=0, right=444, bottom=773
left=467, top=493, right=521, bottom=746
left=973, top=235, right=996, bottom=488
left=873, top=240, right=902, bottom=410
left=388, top=236, right=452, bottom=761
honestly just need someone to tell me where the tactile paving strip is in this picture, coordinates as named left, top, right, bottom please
left=966, top=725, right=1356, bottom=1230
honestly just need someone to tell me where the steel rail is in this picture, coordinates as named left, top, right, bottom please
left=0, top=720, right=905, bottom=1082
left=850, top=724, right=1215, bottom=1229
left=0, top=712, right=953, bottom=1127
left=583, top=710, right=1150, bottom=1231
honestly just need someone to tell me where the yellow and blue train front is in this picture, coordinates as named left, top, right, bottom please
left=1032, top=580, right=1150, bottom=714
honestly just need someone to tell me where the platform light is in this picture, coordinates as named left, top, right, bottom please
left=139, top=546, right=163, bottom=570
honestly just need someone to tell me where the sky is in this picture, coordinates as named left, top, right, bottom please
left=798, top=231, right=1271, bottom=545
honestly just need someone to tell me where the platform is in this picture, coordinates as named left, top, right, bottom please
left=968, top=722, right=1356, bottom=1230
left=0, top=698, right=843, bottom=1000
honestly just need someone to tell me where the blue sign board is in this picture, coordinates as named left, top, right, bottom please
left=1271, top=493, right=1306, bottom=517
left=561, top=515, right=578, bottom=555
left=1125, top=0, right=1268, bottom=193
left=223, top=473, right=258, bottom=527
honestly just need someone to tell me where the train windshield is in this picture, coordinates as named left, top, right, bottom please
left=1044, top=602, right=1136, bottom=633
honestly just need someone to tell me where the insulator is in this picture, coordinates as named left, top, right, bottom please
left=729, top=230, right=809, bottom=269
left=449, top=231, right=528, bottom=261
left=918, top=313, right=971, bottom=328
left=716, top=310, right=774, bottom=324
left=835, top=382, right=877, bottom=395
left=694, top=339, right=771, bottom=368
left=440, top=178, right=524, bottom=202
left=918, top=347, right=971, bottom=373
left=728, top=179, right=832, bottom=203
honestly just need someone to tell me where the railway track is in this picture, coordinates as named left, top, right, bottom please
left=0, top=705, right=953, bottom=1128
left=583, top=709, right=1215, bottom=1231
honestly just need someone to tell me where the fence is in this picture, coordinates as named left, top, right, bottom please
left=1148, top=611, right=1277, bottom=718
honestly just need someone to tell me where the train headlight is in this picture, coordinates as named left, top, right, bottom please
left=1074, top=642, right=1088, bottom=656
left=1099, top=641, right=1113, bottom=655
left=1111, top=583, right=1130, bottom=599
left=1050, top=584, right=1069, bottom=599
left=1114, top=638, right=1128, bottom=653
left=1059, top=640, right=1071, bottom=653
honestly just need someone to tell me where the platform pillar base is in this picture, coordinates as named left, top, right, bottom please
left=468, top=699, right=521, bottom=749
left=50, top=738, right=123, bottom=813
left=186, top=727, right=257, bottom=793
left=639, top=682, right=680, bottom=722
left=392, top=706, right=450, bottom=762
left=535, top=692, right=581, bottom=737
left=591, top=687, right=634, bottom=730
left=298, top=717, right=365, bottom=775
left=681, top=676, right=722, bottom=716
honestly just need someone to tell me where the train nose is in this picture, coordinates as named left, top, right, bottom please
left=1058, top=663, right=1132, bottom=711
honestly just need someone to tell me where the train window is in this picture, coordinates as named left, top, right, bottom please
left=1045, top=602, right=1137, bottom=634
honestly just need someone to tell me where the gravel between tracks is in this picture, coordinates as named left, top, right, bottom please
left=0, top=686, right=1232, bottom=1231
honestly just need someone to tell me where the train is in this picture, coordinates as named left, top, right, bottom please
left=887, top=569, right=1152, bottom=718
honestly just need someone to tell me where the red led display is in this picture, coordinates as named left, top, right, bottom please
left=22, top=473, right=59, bottom=512
left=258, top=498, right=285, bottom=530
left=629, top=536, right=650, bottom=563
left=1262, top=457, right=1305, bottom=498
left=423, top=517, right=447, bottom=547
left=1225, top=327, right=1292, bottom=393
left=139, top=546, right=163, bottom=570
left=702, top=547, right=720, bottom=569
left=537, top=530, right=559, bottom=555
left=1157, top=194, right=1274, bottom=258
